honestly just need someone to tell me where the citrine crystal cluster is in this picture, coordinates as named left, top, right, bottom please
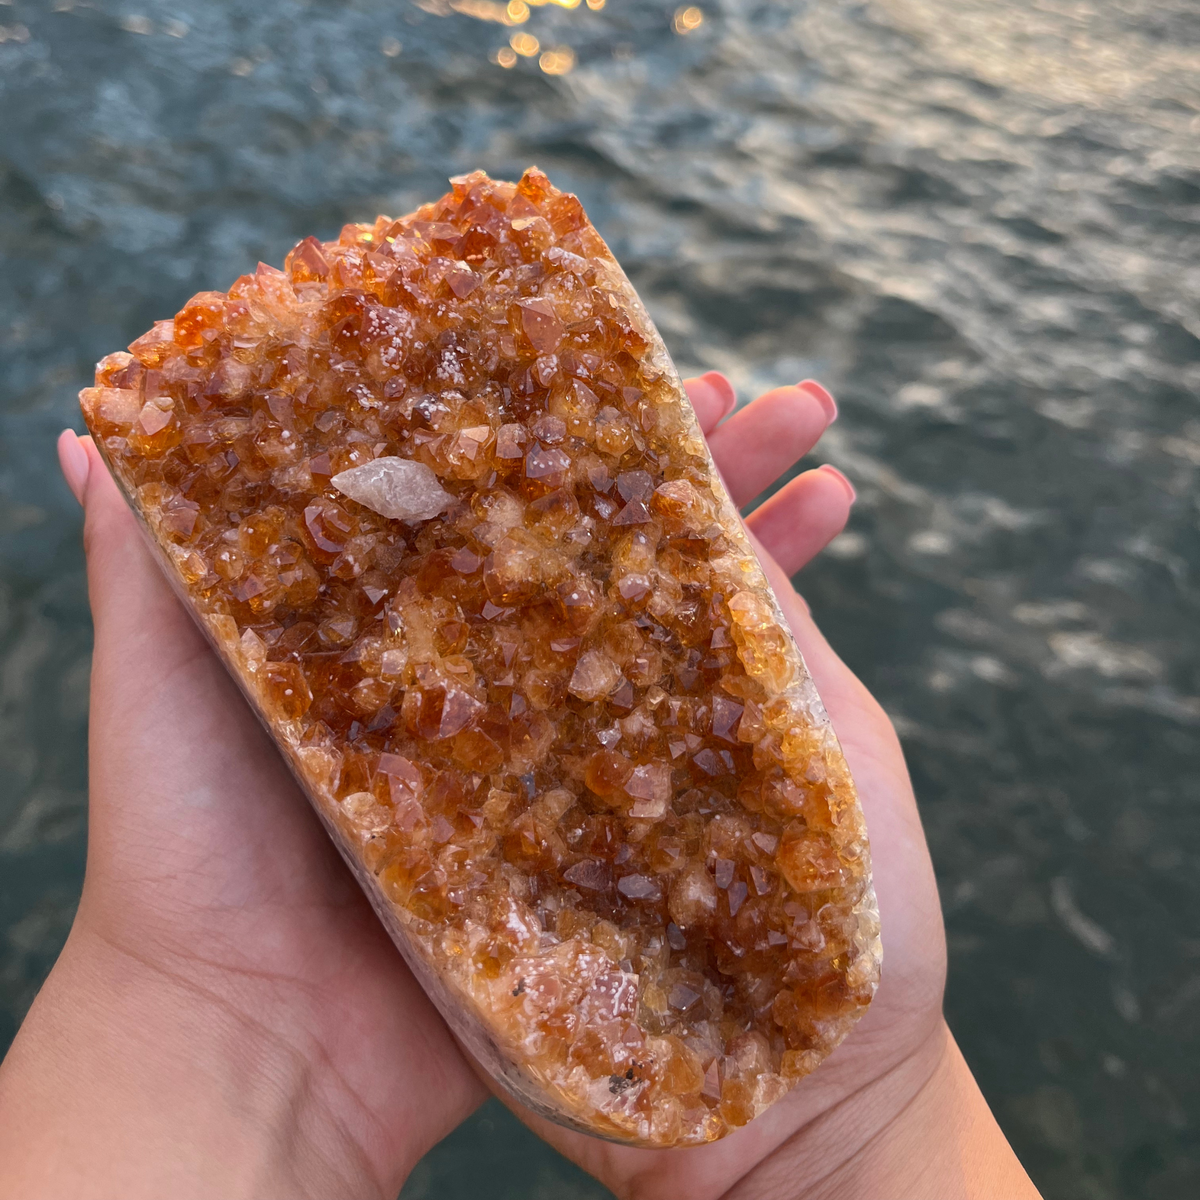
left=80, top=169, right=880, bottom=1146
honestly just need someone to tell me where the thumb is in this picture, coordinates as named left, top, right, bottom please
left=58, top=430, right=208, bottom=707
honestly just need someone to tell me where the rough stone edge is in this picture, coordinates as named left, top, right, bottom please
left=81, top=180, right=882, bottom=1146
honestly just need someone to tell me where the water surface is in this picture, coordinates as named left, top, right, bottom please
left=2, top=2, right=1198, bottom=1195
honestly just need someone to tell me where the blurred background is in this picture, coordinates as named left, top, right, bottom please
left=1, top=1, right=1198, bottom=1195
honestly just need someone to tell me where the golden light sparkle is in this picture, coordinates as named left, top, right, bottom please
left=539, top=45, right=577, bottom=74
left=509, top=30, right=541, bottom=55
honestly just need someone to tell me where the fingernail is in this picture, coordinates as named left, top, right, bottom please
left=818, top=463, right=856, bottom=503
left=798, top=380, right=838, bottom=423
left=57, top=430, right=89, bottom=507
left=701, top=370, right=737, bottom=412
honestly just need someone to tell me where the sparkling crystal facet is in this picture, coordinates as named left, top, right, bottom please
left=80, top=168, right=880, bottom=1147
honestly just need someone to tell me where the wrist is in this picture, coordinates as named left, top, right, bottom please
left=726, top=1020, right=1041, bottom=1200
left=0, top=923, right=394, bottom=1200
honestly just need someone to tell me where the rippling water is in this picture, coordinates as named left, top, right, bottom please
left=2, top=1, right=1198, bottom=1195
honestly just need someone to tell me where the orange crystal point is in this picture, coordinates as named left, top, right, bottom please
left=80, top=167, right=881, bottom=1147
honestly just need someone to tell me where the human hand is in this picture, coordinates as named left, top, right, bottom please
left=0, top=373, right=1037, bottom=1199
left=493, top=374, right=1040, bottom=1199
left=0, top=430, right=487, bottom=1198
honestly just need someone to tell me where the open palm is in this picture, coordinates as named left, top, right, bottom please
left=62, top=373, right=947, bottom=1200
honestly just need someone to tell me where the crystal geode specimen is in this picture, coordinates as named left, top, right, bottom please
left=79, top=169, right=880, bottom=1146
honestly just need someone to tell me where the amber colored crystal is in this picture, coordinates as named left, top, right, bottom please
left=80, top=168, right=880, bottom=1146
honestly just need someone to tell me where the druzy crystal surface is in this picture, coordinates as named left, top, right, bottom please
left=80, top=169, right=880, bottom=1146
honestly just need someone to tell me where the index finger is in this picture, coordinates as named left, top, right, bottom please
left=683, top=371, right=738, bottom=434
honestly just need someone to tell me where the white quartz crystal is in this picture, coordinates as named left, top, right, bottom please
left=331, top=456, right=453, bottom=522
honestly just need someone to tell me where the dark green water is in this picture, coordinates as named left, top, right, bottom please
left=2, top=1, right=1199, bottom=1195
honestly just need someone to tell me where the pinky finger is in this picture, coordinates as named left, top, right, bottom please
left=745, top=464, right=856, bottom=577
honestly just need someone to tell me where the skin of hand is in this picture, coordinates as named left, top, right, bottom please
left=0, top=374, right=1039, bottom=1200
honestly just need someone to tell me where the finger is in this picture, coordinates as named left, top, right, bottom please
left=74, top=433, right=176, bottom=641
left=74, top=439, right=334, bottom=920
left=76, top=436, right=212, bottom=701
left=709, top=380, right=838, bottom=508
left=798, top=379, right=837, bottom=419
left=58, top=429, right=90, bottom=505
left=682, top=371, right=737, bottom=434
left=79, top=435, right=154, bottom=600
left=746, top=464, right=855, bottom=576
